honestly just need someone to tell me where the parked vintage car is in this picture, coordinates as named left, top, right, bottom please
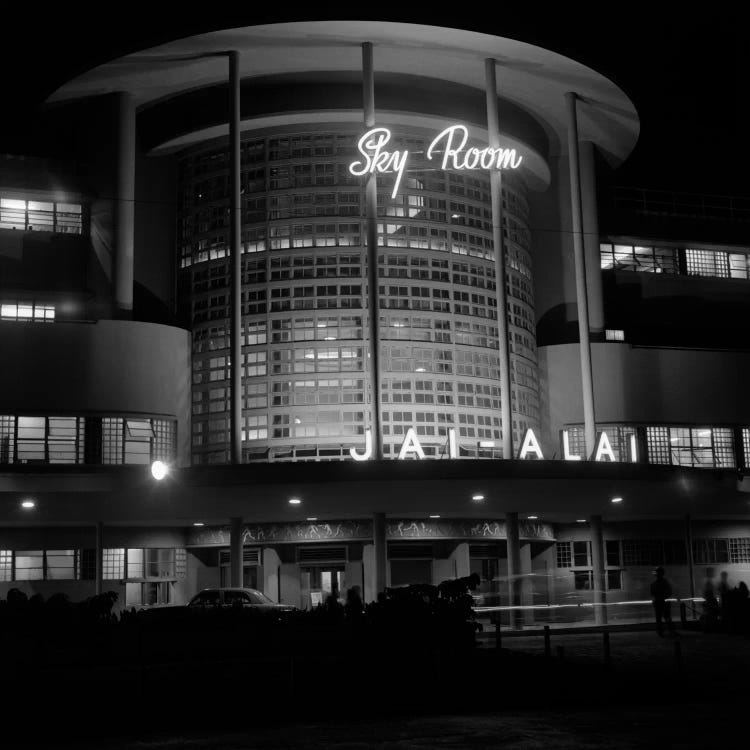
left=188, top=587, right=297, bottom=613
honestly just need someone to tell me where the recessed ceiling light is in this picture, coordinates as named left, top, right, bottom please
left=472, top=494, right=485, bottom=501
left=289, top=498, right=302, bottom=505
left=611, top=496, right=623, bottom=504
left=306, top=517, right=317, bottom=521
left=528, top=515, right=538, bottom=520
left=576, top=519, right=587, bottom=523
left=21, top=499, right=35, bottom=509
left=193, top=522, right=204, bottom=527
left=429, top=514, right=440, bottom=519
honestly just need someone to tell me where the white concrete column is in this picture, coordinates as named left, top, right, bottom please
left=228, top=51, right=243, bottom=465
left=95, top=521, right=104, bottom=596
left=451, top=542, right=471, bottom=579
left=506, top=512, right=522, bottom=628
left=263, top=547, right=281, bottom=602
left=520, top=543, right=534, bottom=626
left=230, top=516, right=243, bottom=588
left=590, top=514, right=607, bottom=625
left=565, top=92, right=597, bottom=456
left=373, top=512, right=387, bottom=597
left=114, top=92, right=135, bottom=318
left=362, top=42, right=384, bottom=460
left=579, top=141, right=604, bottom=335
left=485, top=58, right=514, bottom=458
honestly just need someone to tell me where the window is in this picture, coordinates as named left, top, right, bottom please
left=0, top=301, right=55, bottom=322
left=729, top=538, right=750, bottom=563
left=605, top=540, right=621, bottom=567
left=556, top=542, right=572, bottom=568
left=692, top=539, right=729, bottom=565
left=0, top=197, right=82, bottom=234
left=14, top=551, right=44, bottom=580
left=606, top=570, right=622, bottom=590
left=125, top=420, right=154, bottom=464
left=103, top=548, right=125, bottom=579
left=45, top=550, right=77, bottom=580
left=573, top=541, right=590, bottom=567
left=126, top=548, right=181, bottom=579
left=0, top=550, right=12, bottom=581
left=574, top=571, right=592, bottom=590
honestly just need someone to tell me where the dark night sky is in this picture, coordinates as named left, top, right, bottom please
left=0, top=7, right=746, bottom=195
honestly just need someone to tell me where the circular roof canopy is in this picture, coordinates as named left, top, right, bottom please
left=48, top=21, right=639, bottom=165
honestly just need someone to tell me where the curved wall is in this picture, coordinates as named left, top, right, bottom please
left=180, top=122, right=541, bottom=463
left=539, top=342, right=750, bottom=452
left=0, top=320, right=191, bottom=463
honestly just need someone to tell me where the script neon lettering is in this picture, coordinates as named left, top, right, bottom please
left=348, top=128, right=409, bottom=199
left=349, top=124, right=523, bottom=198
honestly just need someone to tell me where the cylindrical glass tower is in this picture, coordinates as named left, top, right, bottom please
left=179, top=125, right=539, bottom=464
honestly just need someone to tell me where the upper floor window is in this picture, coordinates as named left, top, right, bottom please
left=0, top=197, right=82, bottom=235
left=0, top=301, right=55, bottom=322
left=601, top=242, right=750, bottom=281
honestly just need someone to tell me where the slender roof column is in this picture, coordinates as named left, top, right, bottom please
left=590, top=514, right=607, bottom=624
left=485, top=58, right=514, bottom=459
left=114, top=92, right=135, bottom=319
left=229, top=51, right=243, bottom=464
left=580, top=140, right=604, bottom=335
left=506, top=512, right=521, bottom=629
left=565, top=92, right=597, bottom=456
left=362, top=42, right=384, bottom=460
left=230, top=516, right=243, bottom=588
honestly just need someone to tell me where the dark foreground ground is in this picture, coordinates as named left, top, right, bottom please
left=11, top=627, right=749, bottom=749
left=58, top=700, right=745, bottom=750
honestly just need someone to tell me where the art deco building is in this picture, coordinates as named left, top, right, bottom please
left=1, top=22, right=748, bottom=618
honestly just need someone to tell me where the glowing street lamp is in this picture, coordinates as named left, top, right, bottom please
left=151, top=460, right=169, bottom=480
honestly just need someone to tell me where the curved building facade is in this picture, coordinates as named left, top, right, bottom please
left=179, top=125, right=538, bottom=463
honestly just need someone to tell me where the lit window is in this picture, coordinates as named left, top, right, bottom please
left=605, top=329, right=625, bottom=341
left=14, top=551, right=44, bottom=580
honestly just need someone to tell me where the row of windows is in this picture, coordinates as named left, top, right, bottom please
left=1, top=301, right=55, bottom=322
left=179, top=222, right=531, bottom=269
left=600, top=242, right=750, bottom=280
left=564, top=424, right=745, bottom=469
left=0, top=548, right=186, bottom=582
left=0, top=197, right=82, bottom=234
left=0, top=416, right=176, bottom=465
left=557, top=538, right=750, bottom=569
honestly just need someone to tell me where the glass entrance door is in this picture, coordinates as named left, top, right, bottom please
left=300, top=566, right=345, bottom=609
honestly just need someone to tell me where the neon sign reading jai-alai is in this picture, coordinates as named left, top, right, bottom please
left=348, top=125, right=523, bottom=199
left=350, top=427, right=637, bottom=463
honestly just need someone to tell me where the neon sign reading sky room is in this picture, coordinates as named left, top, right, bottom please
left=348, top=124, right=523, bottom=198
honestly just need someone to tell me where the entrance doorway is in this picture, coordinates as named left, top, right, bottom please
left=300, top=566, right=345, bottom=609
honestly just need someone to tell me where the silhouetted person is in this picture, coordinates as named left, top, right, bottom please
left=650, top=566, right=675, bottom=636
left=737, top=581, right=750, bottom=633
left=344, top=585, right=364, bottom=620
left=702, top=567, right=719, bottom=632
left=717, top=570, right=731, bottom=627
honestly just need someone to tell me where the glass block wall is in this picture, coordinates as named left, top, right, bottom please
left=178, top=127, right=539, bottom=464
